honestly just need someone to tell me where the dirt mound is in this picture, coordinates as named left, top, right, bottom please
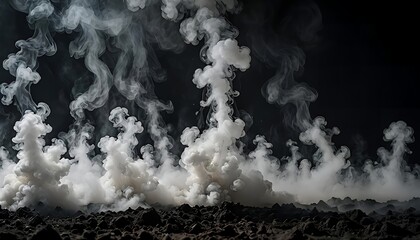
left=1, top=199, right=420, bottom=239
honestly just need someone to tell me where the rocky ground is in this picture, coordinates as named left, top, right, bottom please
left=1, top=198, right=420, bottom=239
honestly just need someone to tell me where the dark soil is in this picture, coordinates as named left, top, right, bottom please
left=1, top=198, right=420, bottom=239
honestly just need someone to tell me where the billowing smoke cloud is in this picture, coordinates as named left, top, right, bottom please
left=0, top=0, right=419, bottom=212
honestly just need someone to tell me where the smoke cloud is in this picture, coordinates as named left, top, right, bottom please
left=0, top=0, right=419, bottom=212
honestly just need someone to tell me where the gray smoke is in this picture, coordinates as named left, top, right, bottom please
left=1, top=0, right=56, bottom=113
left=252, top=0, right=321, bottom=131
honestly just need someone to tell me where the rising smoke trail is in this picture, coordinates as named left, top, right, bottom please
left=0, top=0, right=420, bottom=212
left=1, top=0, right=56, bottom=113
left=251, top=0, right=321, bottom=132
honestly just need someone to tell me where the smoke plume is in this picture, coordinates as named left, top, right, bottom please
left=0, top=0, right=419, bottom=212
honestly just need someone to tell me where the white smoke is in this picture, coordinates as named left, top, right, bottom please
left=0, top=0, right=419, bottom=212
left=1, top=0, right=56, bottom=113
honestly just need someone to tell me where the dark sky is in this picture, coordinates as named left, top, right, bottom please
left=302, top=0, right=420, bottom=162
left=232, top=0, right=420, bottom=163
left=0, top=0, right=419, bottom=164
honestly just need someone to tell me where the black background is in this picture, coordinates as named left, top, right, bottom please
left=0, top=0, right=419, bottom=164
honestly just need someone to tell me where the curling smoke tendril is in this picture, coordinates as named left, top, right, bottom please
left=0, top=0, right=419, bottom=212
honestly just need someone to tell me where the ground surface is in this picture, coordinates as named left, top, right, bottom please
left=1, top=198, right=420, bottom=239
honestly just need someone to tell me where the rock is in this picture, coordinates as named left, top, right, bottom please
left=311, top=207, right=319, bottom=215
left=178, top=204, right=193, bottom=213
left=272, top=203, right=281, bottom=209
left=0, top=209, right=9, bottom=219
left=316, top=200, right=332, bottom=211
left=336, top=219, right=362, bottom=231
left=113, top=216, right=133, bottom=228
left=220, top=202, right=236, bottom=211
left=98, top=219, right=109, bottom=229
left=301, top=222, right=322, bottom=236
left=324, top=217, right=339, bottom=228
left=72, top=210, right=84, bottom=218
left=138, top=231, right=154, bottom=240
left=16, top=207, right=33, bottom=218
left=13, top=219, right=23, bottom=229
left=237, top=231, right=248, bottom=239
left=257, top=224, right=267, bottom=234
left=360, top=217, right=375, bottom=225
left=97, top=233, right=112, bottom=240
left=31, top=225, right=62, bottom=240
left=2, top=199, right=420, bottom=239
left=179, top=237, right=191, bottom=240
left=380, top=222, right=412, bottom=237
left=124, top=224, right=133, bottom=232
left=162, top=234, right=172, bottom=240
left=121, top=234, right=136, bottom=240
left=405, top=207, right=417, bottom=214
left=138, top=209, right=161, bottom=226
left=114, top=229, right=122, bottom=236
left=368, top=211, right=379, bottom=218
left=60, top=232, right=71, bottom=240
left=201, top=219, right=210, bottom=226
left=71, top=222, right=85, bottom=234
left=340, top=203, right=356, bottom=212
left=345, top=209, right=366, bottom=222
left=164, top=223, right=181, bottom=233
left=219, top=225, right=237, bottom=237
left=409, top=223, right=420, bottom=233
left=284, top=228, right=306, bottom=240
left=88, top=218, right=98, bottom=228
left=369, top=222, right=382, bottom=232
left=82, top=230, right=96, bottom=240
left=63, top=222, right=71, bottom=230
left=29, top=215, right=45, bottom=227
left=125, top=207, right=136, bottom=214
left=0, top=232, right=18, bottom=240
left=76, top=214, right=87, bottom=221
left=217, top=209, right=236, bottom=222
left=190, top=223, right=202, bottom=234
left=274, top=204, right=308, bottom=220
